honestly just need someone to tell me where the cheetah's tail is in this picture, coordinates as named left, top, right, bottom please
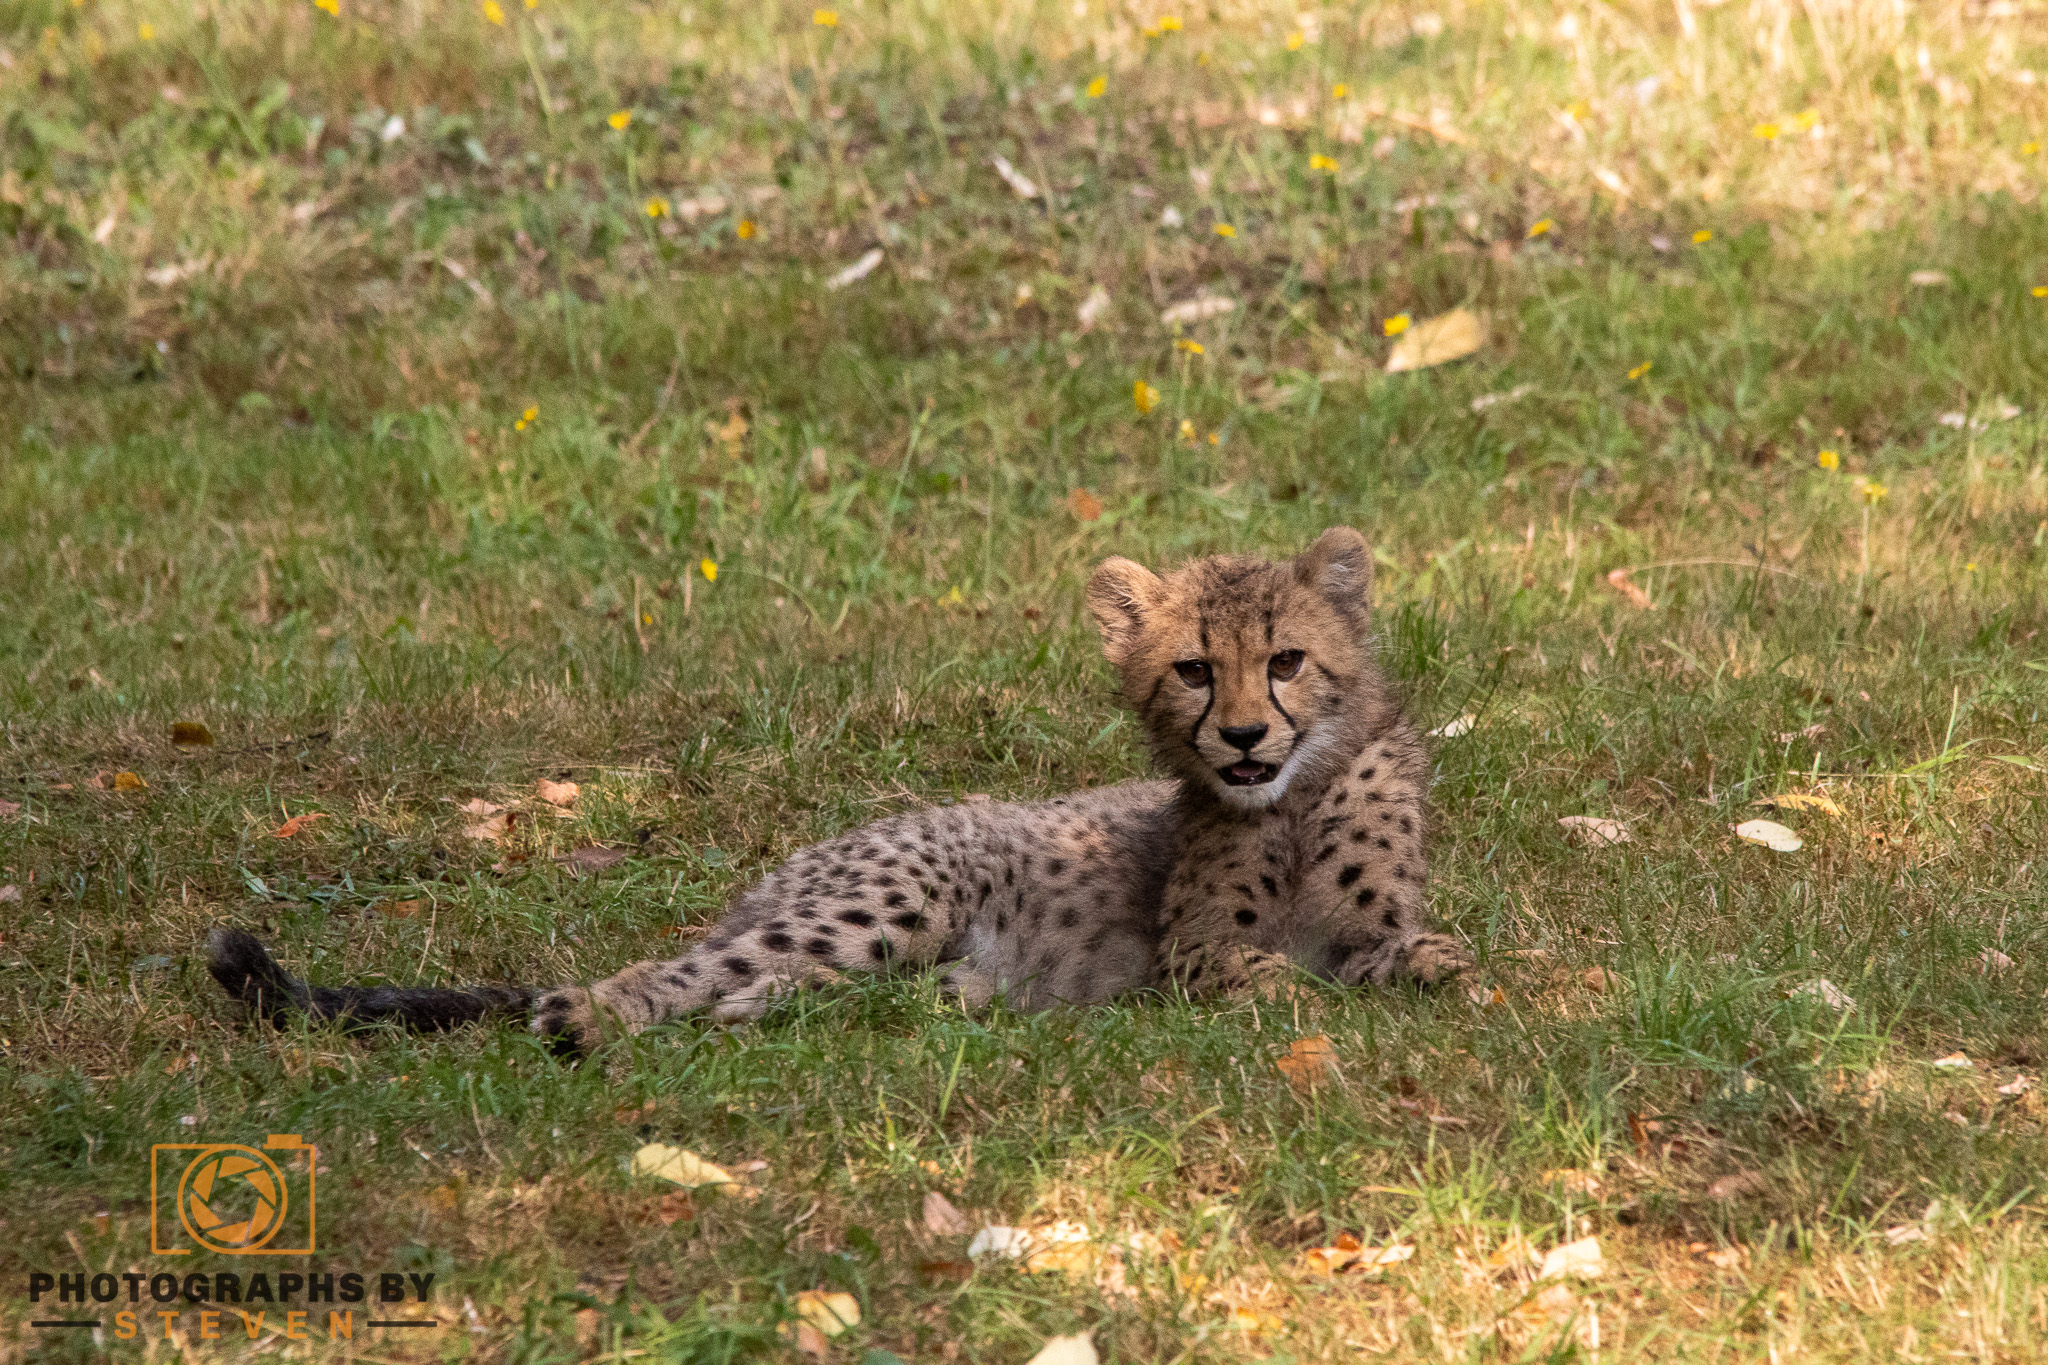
left=205, top=928, right=537, bottom=1033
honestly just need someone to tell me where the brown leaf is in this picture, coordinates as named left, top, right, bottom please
left=1605, top=567, right=1656, bottom=609
left=1581, top=967, right=1623, bottom=993
left=1707, top=1170, right=1767, bottom=1199
left=615, top=1099, right=658, bottom=1125
left=456, top=798, right=503, bottom=817
left=374, top=898, right=424, bottom=918
left=1558, top=815, right=1631, bottom=847
left=170, top=722, right=214, bottom=747
left=0, top=799, right=20, bottom=820
left=113, top=770, right=147, bottom=791
left=464, top=812, right=515, bottom=842
left=923, top=1189, right=971, bottom=1236
left=915, top=1258, right=974, bottom=1286
left=1275, top=1035, right=1341, bottom=1094
left=536, top=778, right=580, bottom=807
left=1542, top=1168, right=1602, bottom=1196
left=648, top=1189, right=696, bottom=1225
left=555, top=844, right=628, bottom=873
left=274, top=811, right=328, bottom=839
left=1067, top=487, right=1104, bottom=522
left=0, top=885, right=21, bottom=904
left=1626, top=1111, right=1652, bottom=1158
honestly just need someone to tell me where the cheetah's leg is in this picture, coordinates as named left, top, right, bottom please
left=1330, top=931, right=1472, bottom=989
left=1169, top=940, right=1304, bottom=1001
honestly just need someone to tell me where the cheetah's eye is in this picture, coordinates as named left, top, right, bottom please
left=1172, top=660, right=1211, bottom=688
left=1269, top=649, right=1306, bottom=681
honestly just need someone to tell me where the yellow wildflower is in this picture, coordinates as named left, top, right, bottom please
left=1213, top=223, right=1236, bottom=238
left=1134, top=381, right=1160, bottom=414
left=1207, top=431, right=1220, bottom=445
left=1527, top=218, right=1554, bottom=239
left=737, top=219, right=756, bottom=240
left=1564, top=100, right=1590, bottom=121
left=1309, top=153, right=1338, bottom=173
left=700, top=558, right=719, bottom=582
left=2025, top=141, right=2042, bottom=155
left=1143, top=24, right=1160, bottom=38
left=2033, top=285, right=2048, bottom=298
left=523, top=405, right=539, bottom=423
left=1965, top=561, right=1978, bottom=572
left=813, top=8, right=838, bottom=26
left=1286, top=30, right=1304, bottom=50
left=1086, top=75, right=1107, bottom=98
left=1195, top=50, right=1211, bottom=66
left=1692, top=229, right=1712, bottom=244
left=645, top=197, right=668, bottom=218
left=482, top=0, right=504, bottom=24
left=1331, top=82, right=1349, bottom=99
left=609, top=110, right=633, bottom=131
left=1817, top=449, right=1839, bottom=471
left=525, top=0, right=538, bottom=7
left=1793, top=108, right=1820, bottom=130
left=1179, top=418, right=1197, bottom=441
left=314, top=0, right=339, bottom=14
left=1753, top=122, right=1781, bottom=140
left=1861, top=481, right=1887, bottom=505
left=1627, top=360, right=1652, bottom=380
left=939, top=585, right=965, bottom=606
left=138, top=21, right=154, bottom=39
left=1175, top=339, right=1204, bottom=354
left=1383, top=313, right=1411, bottom=337
left=1158, top=16, right=1182, bottom=32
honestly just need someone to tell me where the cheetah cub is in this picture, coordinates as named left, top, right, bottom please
left=206, top=528, right=1466, bottom=1052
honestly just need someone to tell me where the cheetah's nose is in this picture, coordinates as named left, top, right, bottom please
left=1218, top=723, right=1269, bottom=752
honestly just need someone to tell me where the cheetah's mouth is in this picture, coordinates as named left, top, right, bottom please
left=1218, top=761, right=1278, bottom=787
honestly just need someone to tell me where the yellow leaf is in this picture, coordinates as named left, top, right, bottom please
left=633, top=1143, right=741, bottom=1190
left=1734, top=819, right=1802, bottom=852
left=1760, top=792, right=1842, bottom=817
left=1384, top=307, right=1484, bottom=372
left=791, top=1290, right=858, bottom=1337
left=113, top=771, right=147, bottom=791
left=171, top=721, right=214, bottom=747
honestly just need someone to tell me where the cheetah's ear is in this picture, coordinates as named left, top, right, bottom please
left=1294, top=527, right=1373, bottom=631
left=1087, top=556, right=1164, bottom=667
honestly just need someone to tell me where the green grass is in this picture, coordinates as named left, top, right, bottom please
left=5, top=0, right=2048, bottom=1359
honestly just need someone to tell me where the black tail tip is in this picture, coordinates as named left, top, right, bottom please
left=206, top=927, right=304, bottom=1021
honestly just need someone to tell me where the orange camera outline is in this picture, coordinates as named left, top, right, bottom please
left=149, top=1134, right=317, bottom=1256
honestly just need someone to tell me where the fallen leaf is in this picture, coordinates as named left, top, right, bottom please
left=0, top=885, right=21, bottom=904
left=1558, top=815, right=1630, bottom=847
left=274, top=812, right=328, bottom=838
left=1466, top=984, right=1507, bottom=1006
left=456, top=798, right=503, bottom=817
left=915, top=1258, right=974, bottom=1285
left=1429, top=713, right=1475, bottom=738
left=1605, top=567, right=1656, bottom=609
left=1159, top=294, right=1236, bottom=325
left=163, top=1052, right=196, bottom=1074
left=967, top=1225, right=1032, bottom=1260
left=1790, top=978, right=1856, bottom=1010
left=1225, top=1306, right=1284, bottom=1333
left=1931, top=1052, right=1972, bottom=1070
left=923, top=1190, right=971, bottom=1236
left=1707, top=1170, right=1767, bottom=1199
left=1908, top=269, right=1950, bottom=286
left=1581, top=966, right=1623, bottom=992
left=632, top=1143, right=741, bottom=1191
left=790, top=1290, right=858, bottom=1338
left=1760, top=791, right=1842, bottom=816
left=0, top=799, right=19, bottom=819
left=1024, top=1333, right=1099, bottom=1365
left=989, top=153, right=1039, bottom=199
left=1385, top=306, right=1484, bottom=372
left=1776, top=723, right=1828, bottom=743
left=1883, top=1223, right=1928, bottom=1246
left=1076, top=285, right=1111, bottom=331
left=1980, top=948, right=2015, bottom=975
left=1302, top=1235, right=1415, bottom=1274
left=1470, top=383, right=1535, bottom=412
left=1996, top=1075, right=2033, bottom=1096
left=170, top=722, right=214, bottom=747
left=826, top=248, right=884, bottom=289
left=615, top=1099, right=657, bottom=1125
left=1542, top=1169, right=1602, bottom=1196
left=113, top=771, right=147, bottom=791
left=425, top=1184, right=458, bottom=1212
left=1067, top=488, right=1104, bottom=522
left=1704, top=1245, right=1746, bottom=1269
left=1538, top=1235, right=1604, bottom=1280
left=1734, top=819, right=1802, bottom=852
left=1275, top=1034, right=1341, bottom=1093
left=536, top=778, right=580, bottom=807
left=555, top=845, right=628, bottom=873
left=464, top=812, right=514, bottom=842
left=784, top=1321, right=828, bottom=1357
left=373, top=898, right=424, bottom=918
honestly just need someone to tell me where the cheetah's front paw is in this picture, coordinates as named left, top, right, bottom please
left=1393, top=933, right=1472, bottom=986
left=531, top=986, right=601, bottom=1055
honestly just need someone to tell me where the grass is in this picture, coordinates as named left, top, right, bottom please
left=4, top=0, right=2048, bottom=1358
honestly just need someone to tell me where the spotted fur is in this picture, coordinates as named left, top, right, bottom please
left=206, top=528, right=1465, bottom=1051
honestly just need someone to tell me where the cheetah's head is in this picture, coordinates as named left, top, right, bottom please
left=1086, top=528, right=1390, bottom=810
